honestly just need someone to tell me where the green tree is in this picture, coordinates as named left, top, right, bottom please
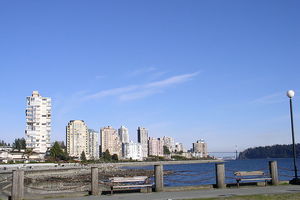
left=0, top=140, right=8, bottom=146
left=112, top=154, right=118, bottom=161
left=102, top=149, right=112, bottom=161
left=49, top=141, right=69, bottom=161
left=50, top=141, right=64, bottom=160
left=163, top=146, right=171, bottom=155
left=13, top=138, right=26, bottom=151
left=80, top=151, right=87, bottom=162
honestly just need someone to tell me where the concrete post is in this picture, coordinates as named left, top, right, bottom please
left=215, top=163, right=226, bottom=189
left=269, top=161, right=279, bottom=185
left=11, top=170, right=24, bottom=200
left=91, top=167, right=100, bottom=195
left=154, top=164, right=164, bottom=192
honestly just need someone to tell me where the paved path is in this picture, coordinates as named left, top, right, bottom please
left=47, top=185, right=300, bottom=200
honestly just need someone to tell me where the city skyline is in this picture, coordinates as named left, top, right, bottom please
left=0, top=1, right=300, bottom=152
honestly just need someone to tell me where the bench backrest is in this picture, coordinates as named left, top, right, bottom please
left=234, top=171, right=265, bottom=176
left=109, top=176, right=148, bottom=183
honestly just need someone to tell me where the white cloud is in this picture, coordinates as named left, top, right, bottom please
left=119, top=89, right=163, bottom=101
left=251, top=92, right=285, bottom=104
left=84, top=71, right=200, bottom=101
left=128, top=67, right=157, bottom=77
left=145, top=72, right=199, bottom=88
left=84, top=85, right=138, bottom=100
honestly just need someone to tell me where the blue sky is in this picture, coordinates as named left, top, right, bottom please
left=0, top=0, right=299, bottom=152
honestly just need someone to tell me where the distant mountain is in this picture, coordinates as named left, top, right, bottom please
left=239, top=144, right=300, bottom=159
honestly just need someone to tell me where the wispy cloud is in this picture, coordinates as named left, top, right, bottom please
left=251, top=92, right=285, bottom=104
left=119, top=89, right=163, bottom=101
left=95, top=75, right=105, bottom=80
left=127, top=67, right=157, bottom=77
left=85, top=85, right=138, bottom=100
left=84, top=71, right=200, bottom=101
left=145, top=72, right=199, bottom=88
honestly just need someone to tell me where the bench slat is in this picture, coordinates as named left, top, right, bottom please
left=235, top=171, right=265, bottom=176
left=109, top=176, right=148, bottom=183
left=113, top=184, right=153, bottom=189
left=239, top=178, right=272, bottom=181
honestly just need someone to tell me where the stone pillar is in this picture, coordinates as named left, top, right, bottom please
left=91, top=167, right=100, bottom=195
left=154, top=164, right=164, bottom=192
left=269, top=161, right=279, bottom=185
left=11, top=170, right=24, bottom=200
left=215, top=163, right=226, bottom=189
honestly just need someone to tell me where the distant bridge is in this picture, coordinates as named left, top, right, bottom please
left=208, top=151, right=240, bottom=159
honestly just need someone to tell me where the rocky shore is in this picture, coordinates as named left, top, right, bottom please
left=15, top=166, right=173, bottom=194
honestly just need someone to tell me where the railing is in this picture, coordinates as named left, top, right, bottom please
left=0, top=160, right=282, bottom=200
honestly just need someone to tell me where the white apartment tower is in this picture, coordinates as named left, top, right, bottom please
left=137, top=127, right=148, bottom=158
left=118, top=126, right=129, bottom=144
left=88, top=129, right=99, bottom=159
left=25, top=91, right=51, bottom=153
left=66, top=120, right=89, bottom=159
left=192, top=139, right=208, bottom=158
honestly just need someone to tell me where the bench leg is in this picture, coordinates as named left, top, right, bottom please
left=111, top=187, right=113, bottom=195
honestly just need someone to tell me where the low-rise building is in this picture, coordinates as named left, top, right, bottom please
left=122, top=141, right=142, bottom=161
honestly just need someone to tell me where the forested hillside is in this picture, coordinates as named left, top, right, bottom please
left=239, top=144, right=300, bottom=159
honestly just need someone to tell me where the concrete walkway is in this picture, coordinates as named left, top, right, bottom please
left=45, top=185, right=300, bottom=200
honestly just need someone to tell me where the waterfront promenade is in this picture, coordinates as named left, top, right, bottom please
left=1, top=159, right=296, bottom=200
left=32, top=185, right=300, bottom=200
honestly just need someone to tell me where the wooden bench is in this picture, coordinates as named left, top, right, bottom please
left=234, top=171, right=272, bottom=188
left=108, top=176, right=152, bottom=194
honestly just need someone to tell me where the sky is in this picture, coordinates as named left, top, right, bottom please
left=0, top=0, right=300, bottom=153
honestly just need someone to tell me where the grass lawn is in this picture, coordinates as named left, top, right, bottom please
left=186, top=192, right=300, bottom=200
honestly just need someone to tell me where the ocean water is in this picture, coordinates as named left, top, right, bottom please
left=126, top=158, right=300, bottom=187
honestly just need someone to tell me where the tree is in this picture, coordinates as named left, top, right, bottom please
left=50, top=141, right=64, bottom=160
left=163, top=146, right=171, bottom=155
left=112, top=154, right=118, bottom=161
left=102, top=149, right=112, bottom=161
left=0, top=140, right=8, bottom=146
left=49, top=141, right=69, bottom=161
left=12, top=138, right=26, bottom=151
left=80, top=151, right=87, bottom=162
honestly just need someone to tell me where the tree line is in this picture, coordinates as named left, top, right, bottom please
left=239, top=143, right=300, bottom=159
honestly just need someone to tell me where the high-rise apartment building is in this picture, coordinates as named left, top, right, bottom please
left=100, top=126, right=122, bottom=157
left=192, top=139, right=208, bottom=157
left=118, top=126, right=129, bottom=144
left=122, top=141, right=143, bottom=161
left=25, top=91, right=51, bottom=153
left=162, top=136, right=175, bottom=152
left=148, top=137, right=164, bottom=156
left=88, top=129, right=99, bottom=159
left=137, top=127, right=148, bottom=158
left=66, top=120, right=89, bottom=159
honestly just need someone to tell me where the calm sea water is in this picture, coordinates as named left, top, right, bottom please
left=126, top=158, right=300, bottom=187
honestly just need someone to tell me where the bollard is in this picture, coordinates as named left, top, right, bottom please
left=154, top=164, right=164, bottom=192
left=91, top=167, right=100, bottom=195
left=215, top=163, right=226, bottom=189
left=11, top=170, right=24, bottom=200
left=269, top=161, right=279, bottom=185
